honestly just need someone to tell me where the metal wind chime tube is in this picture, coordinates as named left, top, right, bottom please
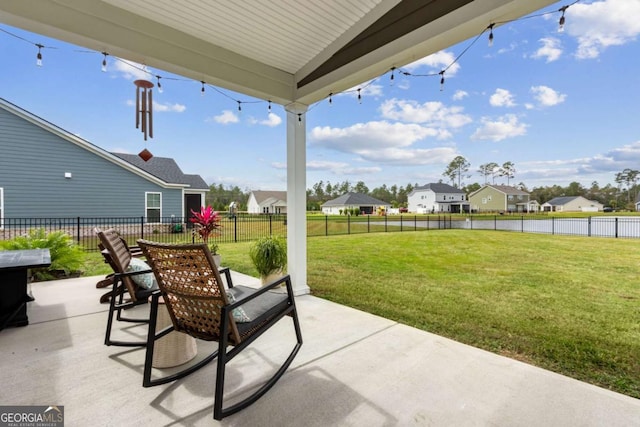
left=134, top=79, right=154, bottom=161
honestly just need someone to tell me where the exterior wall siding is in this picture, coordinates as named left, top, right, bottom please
left=469, top=187, right=505, bottom=212
left=409, top=190, right=466, bottom=213
left=0, top=108, right=182, bottom=219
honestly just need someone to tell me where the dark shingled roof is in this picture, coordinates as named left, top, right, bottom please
left=112, top=153, right=209, bottom=189
left=545, top=196, right=580, bottom=206
left=322, top=192, right=389, bottom=207
left=412, top=183, right=465, bottom=194
left=489, top=185, right=529, bottom=195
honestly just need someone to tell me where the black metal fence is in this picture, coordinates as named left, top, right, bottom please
left=1, top=214, right=638, bottom=251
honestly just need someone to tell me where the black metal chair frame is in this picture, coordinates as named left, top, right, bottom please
left=138, top=240, right=303, bottom=421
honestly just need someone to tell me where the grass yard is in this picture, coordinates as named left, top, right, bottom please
left=81, top=230, right=640, bottom=398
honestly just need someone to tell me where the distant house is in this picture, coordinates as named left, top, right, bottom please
left=407, top=183, right=468, bottom=213
left=0, top=98, right=208, bottom=223
left=468, top=185, right=532, bottom=213
left=541, top=196, right=603, bottom=212
left=247, top=190, right=287, bottom=214
left=321, top=192, right=390, bottom=215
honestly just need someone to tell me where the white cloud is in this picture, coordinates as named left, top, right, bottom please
left=402, top=50, right=460, bottom=76
left=531, top=37, right=563, bottom=62
left=567, top=0, right=640, bottom=59
left=259, top=112, right=282, bottom=127
left=153, top=101, right=186, bottom=113
left=530, top=85, right=566, bottom=107
left=489, top=88, right=517, bottom=107
left=452, top=90, right=468, bottom=101
left=212, top=110, right=239, bottom=124
left=113, top=59, right=152, bottom=80
left=306, top=160, right=349, bottom=170
left=309, top=121, right=458, bottom=165
left=379, top=99, right=472, bottom=132
left=471, top=114, right=528, bottom=142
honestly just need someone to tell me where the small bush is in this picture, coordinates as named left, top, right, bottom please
left=0, top=228, right=84, bottom=281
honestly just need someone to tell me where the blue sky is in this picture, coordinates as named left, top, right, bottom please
left=1, top=0, right=639, bottom=192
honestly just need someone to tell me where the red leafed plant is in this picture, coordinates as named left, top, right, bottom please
left=189, top=206, right=221, bottom=244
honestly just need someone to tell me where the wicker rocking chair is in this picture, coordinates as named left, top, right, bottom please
left=95, top=227, right=160, bottom=347
left=137, top=240, right=303, bottom=420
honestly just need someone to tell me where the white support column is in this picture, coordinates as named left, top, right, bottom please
left=285, top=102, right=310, bottom=295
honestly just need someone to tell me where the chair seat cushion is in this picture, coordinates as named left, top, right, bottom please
left=126, top=258, right=157, bottom=289
left=227, top=286, right=289, bottom=335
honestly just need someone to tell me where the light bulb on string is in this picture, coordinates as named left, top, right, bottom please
left=36, top=44, right=43, bottom=66
left=390, top=67, right=395, bottom=86
left=237, top=101, right=242, bottom=113
left=101, top=52, right=108, bottom=72
left=328, top=93, right=333, bottom=105
left=558, top=6, right=567, bottom=32
left=156, top=76, right=163, bottom=93
left=268, top=100, right=272, bottom=112
left=488, top=24, right=495, bottom=47
left=357, top=88, right=362, bottom=104
left=439, top=70, right=445, bottom=91
left=297, top=113, right=302, bottom=125
left=201, top=81, right=206, bottom=96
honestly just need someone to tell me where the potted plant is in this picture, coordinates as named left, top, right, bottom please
left=190, top=206, right=222, bottom=266
left=249, top=235, right=287, bottom=285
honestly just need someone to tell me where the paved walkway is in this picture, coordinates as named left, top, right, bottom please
left=0, top=274, right=638, bottom=426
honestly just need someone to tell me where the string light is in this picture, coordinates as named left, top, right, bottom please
left=297, top=113, right=302, bottom=125
left=101, top=52, right=108, bottom=72
left=0, top=1, right=579, bottom=118
left=488, top=24, right=495, bottom=47
left=36, top=43, right=43, bottom=66
left=558, top=5, right=568, bottom=32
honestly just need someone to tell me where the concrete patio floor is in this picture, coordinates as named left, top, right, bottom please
left=0, top=273, right=638, bottom=426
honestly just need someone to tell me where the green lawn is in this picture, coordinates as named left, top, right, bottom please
left=81, top=230, right=640, bottom=398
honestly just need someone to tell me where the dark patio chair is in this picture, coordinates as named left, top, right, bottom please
left=137, top=239, right=303, bottom=420
left=95, top=227, right=160, bottom=347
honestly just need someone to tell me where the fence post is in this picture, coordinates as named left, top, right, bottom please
left=470, top=215, right=473, bottom=230
left=325, top=215, right=328, bottom=236
left=140, top=216, right=144, bottom=240
left=384, top=214, right=388, bottom=232
left=615, top=217, right=619, bottom=238
left=367, top=215, right=370, bottom=233
left=234, top=215, right=238, bottom=242
left=588, top=216, right=591, bottom=237
left=348, top=214, right=351, bottom=234
left=400, top=215, right=403, bottom=232
left=76, top=216, right=81, bottom=244
left=521, top=215, right=524, bottom=233
left=414, top=215, right=417, bottom=231
left=552, top=217, right=555, bottom=235
left=494, top=215, right=497, bottom=230
left=269, top=214, right=273, bottom=236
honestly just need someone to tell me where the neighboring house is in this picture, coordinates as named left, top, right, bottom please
left=321, top=192, right=390, bottom=215
left=0, top=98, right=208, bottom=223
left=468, top=185, right=532, bottom=213
left=407, top=183, right=469, bottom=213
left=247, top=190, right=287, bottom=214
left=541, top=196, right=604, bottom=213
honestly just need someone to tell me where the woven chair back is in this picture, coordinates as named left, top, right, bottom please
left=137, top=240, right=241, bottom=343
left=95, top=228, right=140, bottom=301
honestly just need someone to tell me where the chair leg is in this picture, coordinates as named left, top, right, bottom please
left=104, top=280, right=151, bottom=347
left=143, top=293, right=218, bottom=387
left=213, top=304, right=303, bottom=420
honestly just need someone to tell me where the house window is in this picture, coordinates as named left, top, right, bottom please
left=508, top=195, right=514, bottom=200
left=263, top=206, right=269, bottom=214
left=487, top=195, right=492, bottom=201
left=145, top=192, right=161, bottom=223
left=482, top=198, right=487, bottom=204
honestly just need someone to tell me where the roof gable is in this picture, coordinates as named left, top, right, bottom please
left=322, top=192, right=389, bottom=207
left=251, top=190, right=287, bottom=204
left=112, top=153, right=208, bottom=189
left=411, top=182, right=465, bottom=195
left=0, top=97, right=187, bottom=189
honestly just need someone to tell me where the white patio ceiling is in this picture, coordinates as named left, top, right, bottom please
left=0, top=0, right=557, bottom=106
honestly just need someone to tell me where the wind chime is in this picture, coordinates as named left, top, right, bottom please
left=134, top=79, right=154, bottom=161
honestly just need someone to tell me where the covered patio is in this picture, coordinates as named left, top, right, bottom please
left=1, top=274, right=638, bottom=425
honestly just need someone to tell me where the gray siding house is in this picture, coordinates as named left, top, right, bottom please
left=0, top=98, right=208, bottom=223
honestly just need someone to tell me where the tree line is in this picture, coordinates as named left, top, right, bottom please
left=204, top=164, right=640, bottom=212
